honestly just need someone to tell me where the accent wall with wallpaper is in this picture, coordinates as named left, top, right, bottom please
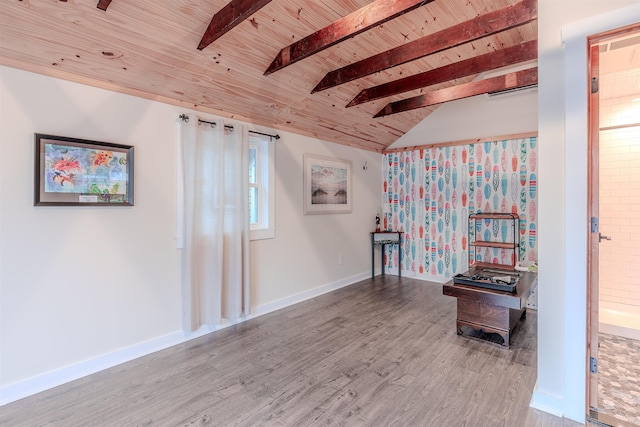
left=382, top=137, right=538, bottom=279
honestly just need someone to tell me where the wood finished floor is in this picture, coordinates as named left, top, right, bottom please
left=0, top=276, right=582, bottom=427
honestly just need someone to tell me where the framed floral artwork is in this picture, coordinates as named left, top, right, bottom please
left=34, top=133, right=134, bottom=206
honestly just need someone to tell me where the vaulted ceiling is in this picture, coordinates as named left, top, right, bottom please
left=0, top=0, right=538, bottom=152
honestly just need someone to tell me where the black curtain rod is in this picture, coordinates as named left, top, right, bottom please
left=250, top=130, right=281, bottom=140
left=198, top=118, right=233, bottom=131
left=179, top=114, right=280, bottom=140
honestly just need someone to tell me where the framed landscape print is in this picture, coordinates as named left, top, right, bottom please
left=34, top=133, right=134, bottom=206
left=303, top=154, right=352, bottom=214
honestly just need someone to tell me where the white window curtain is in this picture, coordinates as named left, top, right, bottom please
left=176, top=114, right=251, bottom=331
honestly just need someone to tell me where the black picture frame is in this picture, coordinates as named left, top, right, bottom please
left=34, top=133, right=134, bottom=206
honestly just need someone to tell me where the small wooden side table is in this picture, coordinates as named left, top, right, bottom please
left=370, top=231, right=402, bottom=279
left=442, top=267, right=536, bottom=348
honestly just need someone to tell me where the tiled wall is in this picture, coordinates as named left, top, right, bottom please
left=599, top=93, right=640, bottom=308
left=382, top=137, right=538, bottom=279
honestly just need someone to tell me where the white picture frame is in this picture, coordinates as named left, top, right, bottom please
left=303, top=154, right=352, bottom=215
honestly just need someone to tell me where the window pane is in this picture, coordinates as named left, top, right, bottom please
left=249, top=133, right=274, bottom=240
left=249, top=147, right=257, bottom=184
left=249, top=186, right=258, bottom=225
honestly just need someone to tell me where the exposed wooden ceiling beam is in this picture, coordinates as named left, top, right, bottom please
left=347, top=40, right=537, bottom=107
left=198, top=0, right=274, bottom=51
left=374, top=67, right=538, bottom=118
left=312, top=0, right=537, bottom=93
left=264, top=0, right=436, bottom=75
left=97, top=0, right=112, bottom=11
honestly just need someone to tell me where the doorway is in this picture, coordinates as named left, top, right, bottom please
left=588, top=24, right=640, bottom=427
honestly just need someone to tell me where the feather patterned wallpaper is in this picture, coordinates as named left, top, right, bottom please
left=382, top=137, right=538, bottom=279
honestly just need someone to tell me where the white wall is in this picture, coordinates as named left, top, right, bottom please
left=252, top=135, right=382, bottom=308
left=0, top=66, right=183, bottom=388
left=0, top=66, right=382, bottom=403
left=389, top=84, right=538, bottom=149
left=534, top=1, right=640, bottom=423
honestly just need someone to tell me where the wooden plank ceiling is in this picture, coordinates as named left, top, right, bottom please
left=0, top=0, right=537, bottom=152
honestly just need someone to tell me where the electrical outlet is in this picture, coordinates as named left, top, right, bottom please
left=338, top=254, right=344, bottom=265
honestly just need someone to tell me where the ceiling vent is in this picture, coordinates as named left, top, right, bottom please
left=487, top=84, right=538, bottom=98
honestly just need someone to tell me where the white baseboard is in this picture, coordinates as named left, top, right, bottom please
left=529, top=381, right=564, bottom=418
left=0, top=272, right=369, bottom=406
left=0, top=330, right=186, bottom=406
left=384, top=267, right=449, bottom=284
left=412, top=272, right=449, bottom=284
left=251, top=271, right=370, bottom=317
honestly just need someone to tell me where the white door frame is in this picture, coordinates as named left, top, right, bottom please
left=557, top=5, right=640, bottom=421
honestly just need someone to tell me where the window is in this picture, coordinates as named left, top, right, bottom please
left=249, top=133, right=275, bottom=240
